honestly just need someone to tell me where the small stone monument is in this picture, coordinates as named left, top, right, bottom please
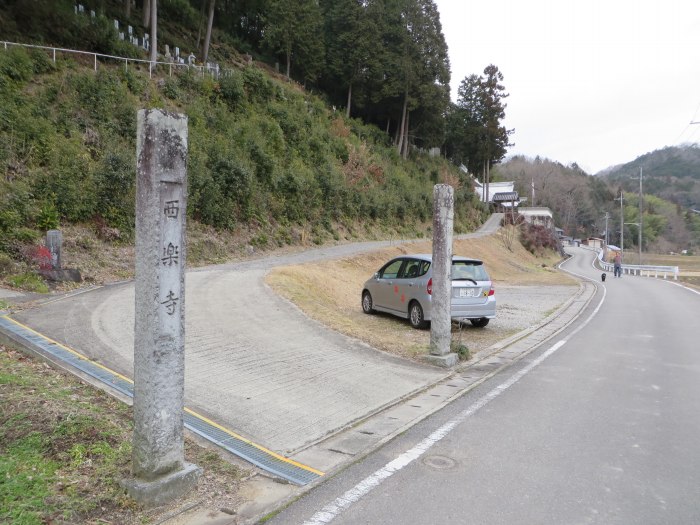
left=122, top=109, right=201, bottom=507
left=46, top=229, right=62, bottom=270
left=38, top=230, right=82, bottom=283
left=426, top=184, right=458, bottom=368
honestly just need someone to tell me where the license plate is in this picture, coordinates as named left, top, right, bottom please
left=459, top=288, right=478, bottom=298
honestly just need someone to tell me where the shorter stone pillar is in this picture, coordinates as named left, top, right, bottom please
left=426, top=184, right=458, bottom=368
left=46, top=230, right=62, bottom=270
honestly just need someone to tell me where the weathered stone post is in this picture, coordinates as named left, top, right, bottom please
left=46, top=229, right=62, bottom=270
left=123, top=109, right=201, bottom=506
left=426, top=184, right=458, bottom=368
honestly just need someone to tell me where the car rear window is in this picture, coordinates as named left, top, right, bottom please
left=451, top=261, right=489, bottom=281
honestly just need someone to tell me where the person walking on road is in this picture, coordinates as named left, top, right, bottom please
left=613, top=251, right=622, bottom=278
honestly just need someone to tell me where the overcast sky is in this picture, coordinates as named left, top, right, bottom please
left=433, top=0, right=700, bottom=174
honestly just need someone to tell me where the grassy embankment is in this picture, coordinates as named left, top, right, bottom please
left=0, top=344, right=251, bottom=525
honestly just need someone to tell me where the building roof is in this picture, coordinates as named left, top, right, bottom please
left=492, top=191, right=519, bottom=202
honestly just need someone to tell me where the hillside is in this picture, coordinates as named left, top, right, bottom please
left=0, top=36, right=484, bottom=289
left=601, top=145, right=700, bottom=209
left=494, top=155, right=700, bottom=253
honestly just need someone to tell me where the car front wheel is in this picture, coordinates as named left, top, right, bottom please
left=470, top=317, right=489, bottom=328
left=409, top=301, right=428, bottom=329
left=362, top=291, right=375, bottom=314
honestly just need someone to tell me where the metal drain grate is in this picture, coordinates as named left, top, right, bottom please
left=0, top=315, right=322, bottom=486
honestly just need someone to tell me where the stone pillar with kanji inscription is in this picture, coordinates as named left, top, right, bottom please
left=426, top=184, right=458, bottom=368
left=123, top=109, right=201, bottom=507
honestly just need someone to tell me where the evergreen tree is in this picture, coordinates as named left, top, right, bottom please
left=263, top=0, right=324, bottom=83
left=320, top=0, right=378, bottom=118
left=364, top=0, right=449, bottom=157
left=446, top=65, right=512, bottom=173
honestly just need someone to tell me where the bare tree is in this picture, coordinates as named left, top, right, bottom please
left=149, top=0, right=157, bottom=63
left=143, top=0, right=150, bottom=27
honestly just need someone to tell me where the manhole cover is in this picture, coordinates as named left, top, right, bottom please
left=422, top=455, right=457, bottom=470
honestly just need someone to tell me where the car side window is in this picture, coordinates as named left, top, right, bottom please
left=401, top=259, right=422, bottom=279
left=379, top=259, right=404, bottom=279
left=418, top=261, right=430, bottom=277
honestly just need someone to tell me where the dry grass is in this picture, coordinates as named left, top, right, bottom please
left=267, top=235, right=577, bottom=361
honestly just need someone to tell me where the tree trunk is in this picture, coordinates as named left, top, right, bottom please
left=286, top=49, right=291, bottom=78
left=149, top=0, right=157, bottom=63
left=125, top=0, right=131, bottom=18
left=397, top=91, right=408, bottom=155
left=143, top=0, right=150, bottom=28
left=486, top=160, right=490, bottom=209
left=402, top=110, right=410, bottom=159
left=196, top=0, right=206, bottom=49
left=346, top=83, right=352, bottom=118
left=202, top=0, right=215, bottom=64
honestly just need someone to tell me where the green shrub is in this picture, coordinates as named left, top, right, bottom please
left=242, top=66, right=275, bottom=103
left=36, top=202, right=60, bottom=231
left=161, top=77, right=181, bottom=100
left=218, top=73, right=246, bottom=111
left=7, top=272, right=49, bottom=293
left=0, top=253, right=16, bottom=276
left=0, top=47, right=34, bottom=83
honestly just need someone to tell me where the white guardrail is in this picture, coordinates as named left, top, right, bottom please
left=1, top=40, right=228, bottom=79
left=596, top=249, right=679, bottom=280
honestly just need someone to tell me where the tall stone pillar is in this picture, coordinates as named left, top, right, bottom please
left=123, top=109, right=200, bottom=507
left=426, top=184, right=458, bottom=368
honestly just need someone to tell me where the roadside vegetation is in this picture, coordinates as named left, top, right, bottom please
left=0, top=344, right=250, bottom=524
left=0, top=43, right=485, bottom=291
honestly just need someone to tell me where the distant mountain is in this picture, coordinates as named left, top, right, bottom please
left=599, top=145, right=700, bottom=209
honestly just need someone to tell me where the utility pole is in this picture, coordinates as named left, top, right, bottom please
left=638, top=167, right=643, bottom=264
left=603, top=212, right=610, bottom=246
left=615, top=189, right=624, bottom=255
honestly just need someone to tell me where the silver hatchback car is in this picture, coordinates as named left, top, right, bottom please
left=361, top=254, right=496, bottom=329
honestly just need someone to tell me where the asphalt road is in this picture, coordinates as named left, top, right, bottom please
left=266, top=246, right=700, bottom=524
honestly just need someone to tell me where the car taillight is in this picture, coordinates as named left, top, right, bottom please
left=427, top=278, right=432, bottom=295
left=488, top=287, right=495, bottom=296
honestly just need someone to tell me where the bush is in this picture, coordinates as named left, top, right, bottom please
left=218, top=73, right=246, bottom=111
left=0, top=47, right=34, bottom=84
left=7, top=272, right=49, bottom=293
left=520, top=223, right=560, bottom=254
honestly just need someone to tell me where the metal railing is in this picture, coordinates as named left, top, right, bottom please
left=1, top=40, right=230, bottom=79
left=597, top=250, right=679, bottom=280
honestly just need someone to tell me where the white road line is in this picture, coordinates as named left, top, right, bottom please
left=303, top=249, right=606, bottom=525
left=663, top=280, right=700, bottom=296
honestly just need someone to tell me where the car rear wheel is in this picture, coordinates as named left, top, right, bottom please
left=362, top=291, right=375, bottom=314
left=409, top=301, right=428, bottom=329
left=470, top=317, right=489, bottom=328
